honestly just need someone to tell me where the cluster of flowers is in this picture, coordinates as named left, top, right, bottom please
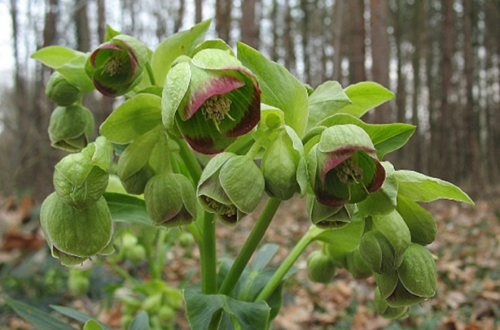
left=39, top=28, right=440, bottom=319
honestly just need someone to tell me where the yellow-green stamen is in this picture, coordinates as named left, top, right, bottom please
left=200, top=94, right=233, bottom=132
left=202, top=196, right=237, bottom=218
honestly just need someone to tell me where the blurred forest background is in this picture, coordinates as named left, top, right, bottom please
left=0, top=0, right=499, bottom=202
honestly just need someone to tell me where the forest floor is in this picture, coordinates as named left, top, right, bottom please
left=1, top=194, right=500, bottom=330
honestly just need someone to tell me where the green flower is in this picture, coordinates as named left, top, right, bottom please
left=40, top=193, right=114, bottom=266
left=144, top=173, right=197, bottom=227
left=197, top=152, right=264, bottom=225
left=48, top=104, right=94, bottom=152
left=87, top=35, right=148, bottom=97
left=307, top=125, right=386, bottom=207
left=45, top=71, right=80, bottom=106
left=306, top=249, right=337, bottom=284
left=163, top=49, right=261, bottom=154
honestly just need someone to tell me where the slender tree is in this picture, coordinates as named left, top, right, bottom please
left=241, top=0, right=259, bottom=49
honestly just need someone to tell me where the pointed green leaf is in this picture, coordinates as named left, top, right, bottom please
left=251, top=244, right=280, bottom=271
left=318, top=114, right=415, bottom=158
left=340, top=82, right=395, bottom=118
left=31, top=46, right=82, bottom=69
left=4, top=297, right=78, bottom=330
left=83, top=320, right=105, bottom=330
left=152, top=19, right=211, bottom=86
left=57, top=54, right=95, bottom=93
left=398, top=244, right=436, bottom=298
left=103, top=192, right=153, bottom=227
left=307, top=81, right=352, bottom=131
left=237, top=42, right=308, bottom=136
left=395, top=170, right=474, bottom=205
left=50, top=306, right=114, bottom=330
left=129, top=311, right=149, bottom=330
left=101, top=94, right=162, bottom=144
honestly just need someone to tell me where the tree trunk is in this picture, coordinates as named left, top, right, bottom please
left=332, top=0, right=344, bottom=82
left=241, top=0, right=258, bottom=49
left=97, top=0, right=106, bottom=43
left=283, top=0, right=296, bottom=74
left=347, top=0, right=366, bottom=84
left=174, top=0, right=185, bottom=33
left=195, top=0, right=203, bottom=23
left=300, top=0, right=311, bottom=84
left=369, top=0, right=391, bottom=122
left=216, top=0, right=232, bottom=43
left=75, top=0, right=90, bottom=51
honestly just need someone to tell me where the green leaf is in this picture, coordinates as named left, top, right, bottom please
left=340, top=82, right=395, bottom=118
left=396, top=195, right=437, bottom=245
left=129, top=311, right=149, bottom=330
left=397, top=244, right=436, bottom=298
left=251, top=243, right=279, bottom=271
left=184, top=290, right=270, bottom=330
left=306, top=81, right=352, bottom=131
left=50, top=306, right=114, bottom=330
left=103, top=192, right=153, bottom=227
left=4, top=297, right=77, bottom=330
left=152, top=19, right=211, bottom=86
left=31, top=46, right=82, bottom=69
left=318, top=114, right=415, bottom=158
left=104, top=25, right=121, bottom=42
left=237, top=42, right=309, bottom=137
left=83, top=320, right=105, bottom=330
left=394, top=170, right=474, bottom=205
left=100, top=94, right=162, bottom=144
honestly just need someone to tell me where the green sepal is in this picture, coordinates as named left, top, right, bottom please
left=45, top=71, right=80, bottom=106
left=306, top=249, right=337, bottom=284
left=40, top=193, right=113, bottom=266
left=345, top=248, right=372, bottom=279
left=397, top=244, right=436, bottom=299
left=357, top=162, right=398, bottom=216
left=396, top=195, right=437, bottom=245
left=359, top=229, right=399, bottom=274
left=373, top=288, right=410, bottom=320
left=372, top=211, right=411, bottom=261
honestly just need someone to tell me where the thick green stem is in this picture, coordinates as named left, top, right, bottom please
left=218, top=197, right=282, bottom=295
left=152, top=229, right=168, bottom=279
left=176, top=137, right=202, bottom=182
left=255, top=225, right=322, bottom=302
left=201, top=211, right=217, bottom=294
left=146, top=61, right=157, bottom=86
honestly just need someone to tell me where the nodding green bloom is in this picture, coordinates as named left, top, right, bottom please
left=197, top=152, right=264, bottom=226
left=46, top=72, right=80, bottom=106
left=87, top=35, right=148, bottom=97
left=40, top=193, right=114, bottom=266
left=163, top=49, right=261, bottom=154
left=48, top=104, right=94, bottom=152
left=144, top=173, right=197, bottom=228
left=307, top=125, right=386, bottom=208
left=375, top=244, right=436, bottom=308
left=374, top=288, right=410, bottom=320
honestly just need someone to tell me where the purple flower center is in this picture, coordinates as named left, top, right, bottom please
left=336, top=158, right=364, bottom=184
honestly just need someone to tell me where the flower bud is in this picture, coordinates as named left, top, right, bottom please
left=53, top=137, right=112, bottom=209
left=345, top=248, right=372, bottom=280
left=162, top=49, right=261, bottom=154
left=46, top=72, right=80, bottom=106
left=197, top=152, right=265, bottom=226
left=306, top=125, right=385, bottom=207
left=40, top=193, right=113, bottom=266
left=359, top=230, right=399, bottom=274
left=261, top=128, right=303, bottom=200
left=144, top=173, right=197, bottom=227
left=375, top=244, right=436, bottom=308
left=48, top=104, right=94, bottom=151
left=306, top=250, right=337, bottom=284
left=87, top=35, right=148, bottom=97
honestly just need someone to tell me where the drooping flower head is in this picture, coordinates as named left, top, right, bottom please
left=163, top=49, right=261, bottom=154
left=307, top=125, right=386, bottom=207
left=87, top=35, right=148, bottom=97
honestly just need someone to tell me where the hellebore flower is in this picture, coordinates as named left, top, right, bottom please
left=375, top=244, right=436, bottom=308
left=53, top=137, right=113, bottom=210
left=307, top=194, right=355, bottom=229
left=87, top=35, right=148, bottom=97
left=197, top=152, right=264, bottom=226
left=144, top=173, right=197, bottom=227
left=40, top=192, right=114, bottom=266
left=162, top=49, right=261, bottom=154
left=48, top=104, right=94, bottom=152
left=307, top=125, right=386, bottom=208
left=46, top=71, right=80, bottom=106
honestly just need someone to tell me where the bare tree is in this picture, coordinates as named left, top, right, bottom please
left=241, top=0, right=259, bottom=49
